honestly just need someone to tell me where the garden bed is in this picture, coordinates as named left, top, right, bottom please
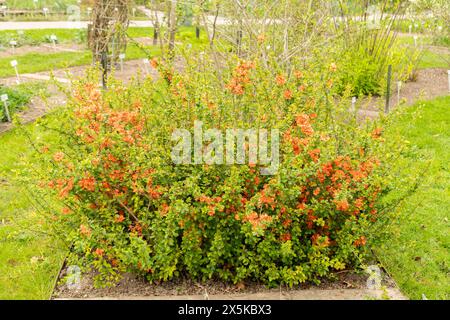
left=52, top=266, right=405, bottom=300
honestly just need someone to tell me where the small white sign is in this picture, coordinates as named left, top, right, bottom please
left=50, top=34, right=57, bottom=41
left=119, top=53, right=125, bottom=60
left=10, top=60, right=18, bottom=67
left=143, top=58, right=150, bottom=65
left=1, top=94, right=8, bottom=102
left=17, top=30, right=24, bottom=36
left=10, top=40, right=17, bottom=46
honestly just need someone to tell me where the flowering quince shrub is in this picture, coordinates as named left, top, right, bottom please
left=26, top=55, right=412, bottom=287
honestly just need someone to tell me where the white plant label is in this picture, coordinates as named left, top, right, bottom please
left=143, top=59, right=150, bottom=74
left=351, top=97, right=357, bottom=109
left=10, top=40, right=17, bottom=46
left=10, top=60, right=17, bottom=67
left=50, top=35, right=57, bottom=41
left=1, top=95, right=11, bottom=122
left=119, top=54, right=125, bottom=71
left=447, top=70, right=450, bottom=93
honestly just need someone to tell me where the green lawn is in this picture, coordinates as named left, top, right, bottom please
left=378, top=95, right=450, bottom=300
left=0, top=43, right=161, bottom=78
left=0, top=123, right=65, bottom=300
left=397, top=35, right=450, bottom=69
left=5, top=0, right=79, bottom=10
left=0, top=27, right=206, bottom=78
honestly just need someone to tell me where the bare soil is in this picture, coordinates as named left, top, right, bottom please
left=0, top=43, right=86, bottom=58
left=52, top=266, right=401, bottom=300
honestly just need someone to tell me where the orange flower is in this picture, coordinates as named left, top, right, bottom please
left=284, top=89, right=293, bottom=100
left=150, top=57, right=159, bottom=69
left=295, top=114, right=314, bottom=136
left=53, top=152, right=65, bottom=162
left=79, top=174, right=96, bottom=192
left=354, top=198, right=364, bottom=209
left=335, top=199, right=349, bottom=212
left=115, top=214, right=125, bottom=223
left=59, top=178, right=74, bottom=199
left=94, top=248, right=104, bottom=257
left=294, top=70, right=303, bottom=79
left=308, top=148, right=321, bottom=162
left=354, top=236, right=367, bottom=247
left=80, top=224, right=91, bottom=237
left=280, top=233, right=291, bottom=242
left=160, top=203, right=170, bottom=216
left=329, top=63, right=337, bottom=72
left=276, top=74, right=286, bottom=86
left=257, top=33, right=266, bottom=43
left=371, top=127, right=383, bottom=139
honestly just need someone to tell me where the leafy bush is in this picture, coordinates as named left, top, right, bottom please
left=24, top=52, right=414, bottom=287
left=332, top=1, right=420, bottom=96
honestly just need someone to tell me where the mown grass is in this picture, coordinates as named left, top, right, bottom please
left=5, top=0, right=79, bottom=10
left=0, top=122, right=65, bottom=300
left=378, top=95, right=450, bottom=300
left=397, top=35, right=450, bottom=69
left=0, top=27, right=207, bottom=78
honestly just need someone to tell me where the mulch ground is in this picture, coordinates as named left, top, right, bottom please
left=52, top=266, right=401, bottom=300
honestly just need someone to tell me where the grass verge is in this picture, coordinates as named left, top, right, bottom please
left=378, top=95, right=450, bottom=300
left=0, top=122, right=65, bottom=299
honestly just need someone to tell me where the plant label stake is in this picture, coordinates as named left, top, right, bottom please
left=447, top=70, right=450, bottom=93
left=43, top=7, right=49, bottom=18
left=33, top=0, right=38, bottom=9
left=1, top=94, right=11, bottom=123
left=385, top=65, right=392, bottom=114
left=351, top=97, right=356, bottom=112
left=143, top=58, right=150, bottom=75
left=119, top=54, right=125, bottom=72
left=101, top=51, right=108, bottom=90
left=413, top=35, right=418, bottom=47
left=10, top=60, right=20, bottom=84
left=9, top=40, right=17, bottom=54
left=408, top=25, right=412, bottom=34
left=50, top=34, right=58, bottom=50
left=132, top=8, right=136, bottom=17
left=397, top=81, right=402, bottom=105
